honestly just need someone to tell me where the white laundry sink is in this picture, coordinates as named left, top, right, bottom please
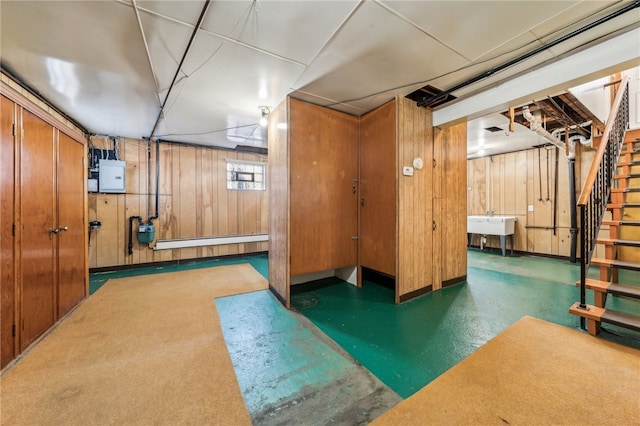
left=467, top=216, right=517, bottom=236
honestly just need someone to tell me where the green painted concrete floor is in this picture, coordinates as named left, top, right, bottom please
left=291, top=250, right=640, bottom=398
left=90, top=250, right=640, bottom=416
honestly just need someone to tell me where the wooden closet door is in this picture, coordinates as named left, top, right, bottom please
left=57, top=132, right=86, bottom=317
left=1, top=95, right=16, bottom=367
left=20, top=109, right=56, bottom=350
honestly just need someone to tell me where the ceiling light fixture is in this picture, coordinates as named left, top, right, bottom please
left=259, top=106, right=270, bottom=126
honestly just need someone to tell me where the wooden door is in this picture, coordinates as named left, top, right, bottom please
left=20, top=109, right=56, bottom=350
left=1, top=95, right=16, bottom=367
left=359, top=100, right=396, bottom=277
left=289, top=99, right=359, bottom=276
left=57, top=132, right=86, bottom=317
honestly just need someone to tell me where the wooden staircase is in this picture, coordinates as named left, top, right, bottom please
left=569, top=76, right=640, bottom=336
left=570, top=131, right=640, bottom=335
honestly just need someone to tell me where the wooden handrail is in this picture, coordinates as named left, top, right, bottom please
left=578, top=75, right=630, bottom=206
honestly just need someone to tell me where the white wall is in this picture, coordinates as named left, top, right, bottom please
left=623, top=66, right=640, bottom=130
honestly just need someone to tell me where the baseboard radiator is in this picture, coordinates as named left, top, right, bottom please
left=153, top=234, right=268, bottom=250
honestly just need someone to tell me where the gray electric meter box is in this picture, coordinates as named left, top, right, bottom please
left=99, top=159, right=126, bottom=193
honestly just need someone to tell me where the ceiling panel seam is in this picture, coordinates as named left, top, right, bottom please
left=289, top=0, right=365, bottom=89
left=374, top=0, right=473, bottom=62
left=131, top=0, right=162, bottom=107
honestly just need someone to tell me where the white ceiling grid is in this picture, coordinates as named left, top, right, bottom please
left=1, top=0, right=638, bottom=152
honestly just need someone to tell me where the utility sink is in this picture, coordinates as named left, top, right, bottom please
left=467, top=216, right=517, bottom=256
left=467, top=216, right=517, bottom=236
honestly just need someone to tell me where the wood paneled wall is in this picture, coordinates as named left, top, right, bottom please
left=88, top=137, right=268, bottom=268
left=396, top=98, right=435, bottom=301
left=434, top=122, right=468, bottom=288
left=467, top=144, right=588, bottom=257
left=267, top=100, right=290, bottom=307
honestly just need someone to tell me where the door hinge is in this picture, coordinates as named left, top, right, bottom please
left=12, top=324, right=16, bottom=337
left=12, top=124, right=16, bottom=136
left=352, top=236, right=359, bottom=240
left=433, top=159, right=437, bottom=168
left=12, top=223, right=16, bottom=236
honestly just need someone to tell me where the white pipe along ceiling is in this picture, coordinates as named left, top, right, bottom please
left=1, top=0, right=639, bottom=153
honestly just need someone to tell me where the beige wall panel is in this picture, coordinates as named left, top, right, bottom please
left=95, top=194, right=120, bottom=267
left=88, top=194, right=98, bottom=268
left=514, top=151, right=528, bottom=216
left=216, top=151, right=230, bottom=257
left=268, top=99, right=290, bottom=307
left=503, top=153, right=515, bottom=214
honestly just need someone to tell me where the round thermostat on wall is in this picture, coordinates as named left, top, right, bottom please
left=412, top=157, right=423, bottom=170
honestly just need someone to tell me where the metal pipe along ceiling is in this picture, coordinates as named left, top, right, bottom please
left=418, top=0, right=640, bottom=107
left=148, top=0, right=212, bottom=140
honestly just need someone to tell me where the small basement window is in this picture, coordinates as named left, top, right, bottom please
left=226, top=159, right=266, bottom=191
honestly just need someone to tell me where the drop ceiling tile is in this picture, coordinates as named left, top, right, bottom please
left=531, top=1, right=640, bottom=58
left=155, top=32, right=304, bottom=147
left=136, top=0, right=207, bottom=26
left=201, top=0, right=359, bottom=64
left=381, top=0, right=579, bottom=61
left=0, top=0, right=159, bottom=138
left=139, top=8, right=225, bottom=96
left=293, top=1, right=468, bottom=112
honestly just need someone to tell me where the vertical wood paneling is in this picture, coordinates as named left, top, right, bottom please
left=289, top=98, right=359, bottom=276
left=88, top=138, right=268, bottom=268
left=397, top=98, right=434, bottom=298
left=268, top=99, right=290, bottom=307
left=467, top=142, right=602, bottom=258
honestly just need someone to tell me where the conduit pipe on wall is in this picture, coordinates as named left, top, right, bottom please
left=525, top=106, right=581, bottom=262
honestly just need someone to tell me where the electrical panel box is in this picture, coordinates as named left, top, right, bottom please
left=99, top=159, right=126, bottom=193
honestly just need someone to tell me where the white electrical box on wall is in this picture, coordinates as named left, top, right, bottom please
left=99, top=159, right=126, bottom=193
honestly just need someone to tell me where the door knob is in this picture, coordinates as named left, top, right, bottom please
left=48, top=227, right=59, bottom=239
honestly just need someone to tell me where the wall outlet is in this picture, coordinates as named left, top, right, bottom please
left=528, top=205, right=534, bottom=212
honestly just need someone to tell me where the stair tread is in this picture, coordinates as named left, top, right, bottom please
left=618, top=160, right=640, bottom=166
left=607, top=203, right=640, bottom=208
left=569, top=303, right=640, bottom=332
left=601, top=309, right=640, bottom=332
left=577, top=279, right=640, bottom=299
left=602, top=220, right=640, bottom=226
left=613, top=173, right=640, bottom=179
left=611, top=187, right=640, bottom=193
left=590, top=258, right=640, bottom=271
left=596, top=238, right=640, bottom=247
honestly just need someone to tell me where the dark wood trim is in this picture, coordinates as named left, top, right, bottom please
left=442, top=275, right=466, bottom=288
left=398, top=284, right=433, bottom=303
left=269, top=284, right=287, bottom=307
left=0, top=80, right=87, bottom=144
